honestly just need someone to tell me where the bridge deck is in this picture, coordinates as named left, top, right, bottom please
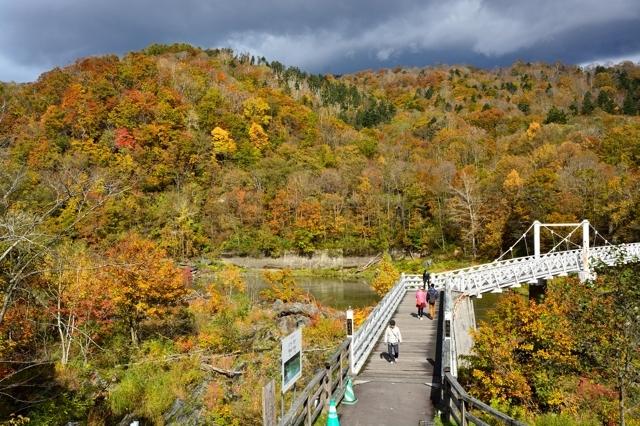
left=339, top=292, right=438, bottom=425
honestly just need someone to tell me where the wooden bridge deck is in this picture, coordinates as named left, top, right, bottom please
left=339, top=292, right=439, bottom=425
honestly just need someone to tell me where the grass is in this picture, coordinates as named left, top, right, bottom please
left=108, top=340, right=203, bottom=424
left=531, top=412, right=600, bottom=426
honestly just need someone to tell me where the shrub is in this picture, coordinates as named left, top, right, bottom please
left=544, top=107, right=567, bottom=124
left=260, top=269, right=308, bottom=303
left=109, top=340, right=202, bottom=423
left=370, top=252, right=400, bottom=296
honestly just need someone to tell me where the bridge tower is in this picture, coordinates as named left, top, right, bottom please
left=531, top=219, right=590, bottom=301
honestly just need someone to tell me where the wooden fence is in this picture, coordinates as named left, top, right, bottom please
left=280, top=338, right=351, bottom=425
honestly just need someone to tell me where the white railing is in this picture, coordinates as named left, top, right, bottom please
left=350, top=272, right=436, bottom=374
left=351, top=276, right=406, bottom=374
left=430, top=243, right=640, bottom=295
left=350, top=242, right=640, bottom=375
left=342, top=242, right=640, bottom=424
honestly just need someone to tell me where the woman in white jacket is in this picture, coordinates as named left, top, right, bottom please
left=384, top=319, right=402, bottom=363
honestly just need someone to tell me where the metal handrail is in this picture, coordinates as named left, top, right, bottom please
left=351, top=274, right=407, bottom=374
left=431, top=243, right=640, bottom=294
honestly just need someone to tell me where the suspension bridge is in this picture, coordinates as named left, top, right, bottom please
left=275, top=220, right=640, bottom=425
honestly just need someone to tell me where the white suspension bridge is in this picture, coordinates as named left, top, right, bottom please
left=276, top=220, right=640, bottom=426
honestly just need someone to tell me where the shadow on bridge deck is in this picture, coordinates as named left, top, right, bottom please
left=339, top=292, right=440, bottom=425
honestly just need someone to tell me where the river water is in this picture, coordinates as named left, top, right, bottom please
left=243, top=271, right=379, bottom=310
left=472, top=292, right=503, bottom=324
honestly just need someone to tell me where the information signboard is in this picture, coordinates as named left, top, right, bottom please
left=281, top=328, right=302, bottom=393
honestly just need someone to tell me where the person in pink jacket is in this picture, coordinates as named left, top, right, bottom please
left=415, top=286, right=427, bottom=320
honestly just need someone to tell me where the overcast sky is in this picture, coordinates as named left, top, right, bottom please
left=2, top=0, right=640, bottom=82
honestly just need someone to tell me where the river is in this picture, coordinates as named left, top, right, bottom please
left=243, top=271, right=380, bottom=310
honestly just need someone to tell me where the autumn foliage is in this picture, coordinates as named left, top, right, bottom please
left=370, top=253, right=400, bottom=296
left=105, top=233, right=188, bottom=344
left=1, top=43, right=640, bottom=422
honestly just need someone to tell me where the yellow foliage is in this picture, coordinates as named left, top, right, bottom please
left=531, top=143, right=558, bottom=167
left=526, top=121, right=541, bottom=139
left=206, top=285, right=227, bottom=313
left=354, top=306, right=373, bottom=327
left=248, top=122, right=269, bottom=151
left=304, top=318, right=344, bottom=347
left=503, top=169, right=524, bottom=190
left=260, top=269, right=309, bottom=303
left=243, top=97, right=271, bottom=125
left=215, top=264, right=246, bottom=297
left=211, top=126, right=236, bottom=156
left=370, top=252, right=399, bottom=297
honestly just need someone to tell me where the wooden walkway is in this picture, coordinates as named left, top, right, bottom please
left=339, top=292, right=439, bottom=425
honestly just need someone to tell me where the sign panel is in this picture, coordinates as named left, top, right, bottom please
left=281, top=328, right=302, bottom=393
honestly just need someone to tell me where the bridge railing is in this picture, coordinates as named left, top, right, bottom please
left=351, top=273, right=438, bottom=374
left=281, top=242, right=640, bottom=425
left=280, top=338, right=351, bottom=426
left=351, top=274, right=407, bottom=374
left=442, top=372, right=527, bottom=426
left=440, top=289, right=526, bottom=426
left=432, top=243, right=640, bottom=295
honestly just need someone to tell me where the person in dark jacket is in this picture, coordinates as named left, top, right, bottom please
left=427, top=284, right=439, bottom=319
left=422, top=269, right=430, bottom=286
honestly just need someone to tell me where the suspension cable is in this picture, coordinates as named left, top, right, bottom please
left=589, top=224, right=612, bottom=246
left=545, top=224, right=582, bottom=254
left=495, top=222, right=535, bottom=261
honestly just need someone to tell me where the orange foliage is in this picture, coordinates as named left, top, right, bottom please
left=105, top=233, right=188, bottom=342
left=115, top=127, right=136, bottom=149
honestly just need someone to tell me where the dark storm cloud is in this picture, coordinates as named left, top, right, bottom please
left=1, top=0, right=640, bottom=82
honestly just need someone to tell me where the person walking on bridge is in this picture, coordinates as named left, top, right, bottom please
left=427, top=284, right=439, bottom=320
left=384, top=320, right=402, bottom=363
left=416, top=286, right=427, bottom=320
left=422, top=269, right=431, bottom=287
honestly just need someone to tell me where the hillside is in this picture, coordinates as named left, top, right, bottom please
left=2, top=44, right=640, bottom=261
left=1, top=43, right=640, bottom=423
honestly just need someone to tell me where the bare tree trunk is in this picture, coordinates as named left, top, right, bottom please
left=130, top=326, right=139, bottom=346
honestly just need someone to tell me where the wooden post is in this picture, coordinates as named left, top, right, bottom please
left=305, top=394, right=312, bottom=426
left=339, top=350, right=344, bottom=389
left=460, top=399, right=467, bottom=426
left=324, top=362, right=332, bottom=411
left=442, top=376, right=451, bottom=424
left=262, top=380, right=276, bottom=426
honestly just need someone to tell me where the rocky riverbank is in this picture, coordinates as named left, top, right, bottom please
left=222, top=250, right=380, bottom=270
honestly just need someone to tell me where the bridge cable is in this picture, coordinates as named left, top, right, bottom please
left=494, top=222, right=535, bottom=261
left=590, top=224, right=612, bottom=247
left=589, top=224, right=612, bottom=247
left=544, top=224, right=582, bottom=254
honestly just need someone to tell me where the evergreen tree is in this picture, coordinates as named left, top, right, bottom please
left=569, top=100, right=579, bottom=115
left=597, top=90, right=616, bottom=114
left=544, top=106, right=568, bottom=124
left=622, top=92, right=638, bottom=115
left=581, top=91, right=595, bottom=114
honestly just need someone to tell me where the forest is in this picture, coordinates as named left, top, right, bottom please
left=1, top=43, right=640, bottom=424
